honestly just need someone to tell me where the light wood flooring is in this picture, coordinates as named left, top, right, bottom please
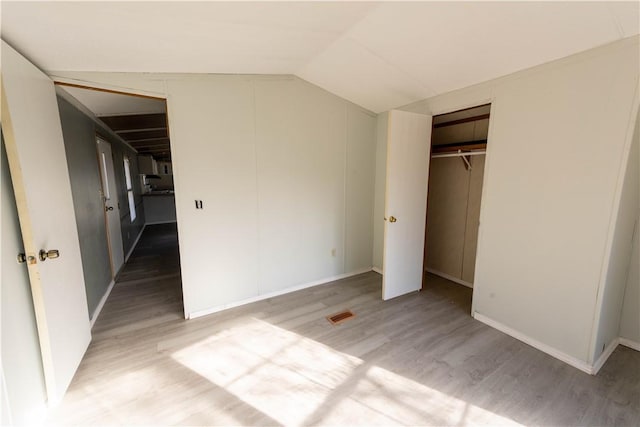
left=47, top=224, right=640, bottom=425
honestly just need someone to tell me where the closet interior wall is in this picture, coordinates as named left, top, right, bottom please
left=424, top=105, right=490, bottom=287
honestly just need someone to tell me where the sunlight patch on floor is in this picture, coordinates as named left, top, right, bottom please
left=171, top=317, right=522, bottom=426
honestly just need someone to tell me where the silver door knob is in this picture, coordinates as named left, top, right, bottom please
left=39, top=249, right=60, bottom=262
left=105, top=206, right=114, bottom=211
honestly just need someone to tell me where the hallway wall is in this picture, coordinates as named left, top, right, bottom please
left=57, top=95, right=146, bottom=319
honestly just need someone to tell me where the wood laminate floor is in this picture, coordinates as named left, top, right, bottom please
left=47, top=224, right=640, bottom=426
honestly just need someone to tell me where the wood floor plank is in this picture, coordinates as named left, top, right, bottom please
left=46, top=224, right=640, bottom=426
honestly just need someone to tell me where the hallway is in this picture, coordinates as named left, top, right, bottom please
left=91, top=223, right=183, bottom=339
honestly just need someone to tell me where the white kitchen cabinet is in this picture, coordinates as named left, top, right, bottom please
left=138, top=155, right=158, bottom=175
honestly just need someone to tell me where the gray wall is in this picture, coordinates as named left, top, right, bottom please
left=1, top=137, right=47, bottom=425
left=108, top=136, right=146, bottom=253
left=57, top=96, right=145, bottom=318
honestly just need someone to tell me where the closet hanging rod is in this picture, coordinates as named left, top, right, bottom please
left=431, top=150, right=486, bottom=159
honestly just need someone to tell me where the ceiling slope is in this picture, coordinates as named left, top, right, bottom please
left=2, top=1, right=638, bottom=113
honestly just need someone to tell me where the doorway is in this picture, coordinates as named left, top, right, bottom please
left=422, top=104, right=490, bottom=313
left=96, top=137, right=125, bottom=276
left=55, top=82, right=184, bottom=324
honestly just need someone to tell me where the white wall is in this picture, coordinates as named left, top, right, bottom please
left=592, top=106, right=639, bottom=360
left=56, top=74, right=377, bottom=316
left=387, top=37, right=639, bottom=366
left=169, top=76, right=376, bottom=315
left=618, top=110, right=640, bottom=347
left=619, top=222, right=639, bottom=345
left=372, top=112, right=388, bottom=271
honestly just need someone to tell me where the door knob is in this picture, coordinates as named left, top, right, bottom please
left=389, top=216, right=397, bottom=223
left=17, top=253, right=26, bottom=263
left=105, top=206, right=114, bottom=211
left=39, top=249, right=60, bottom=262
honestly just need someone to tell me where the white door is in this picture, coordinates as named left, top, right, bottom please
left=1, top=41, right=91, bottom=404
left=382, top=110, right=433, bottom=300
left=97, top=138, right=125, bottom=275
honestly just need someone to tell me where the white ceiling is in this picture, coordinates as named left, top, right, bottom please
left=2, top=2, right=638, bottom=113
left=60, top=85, right=166, bottom=117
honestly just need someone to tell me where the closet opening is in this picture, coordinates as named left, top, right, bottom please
left=422, top=104, right=490, bottom=314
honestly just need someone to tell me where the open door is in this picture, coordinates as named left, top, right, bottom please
left=1, top=41, right=91, bottom=404
left=382, top=110, right=432, bottom=300
left=97, top=138, right=125, bottom=275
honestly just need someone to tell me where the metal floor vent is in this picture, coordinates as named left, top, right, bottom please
left=327, top=310, right=355, bottom=325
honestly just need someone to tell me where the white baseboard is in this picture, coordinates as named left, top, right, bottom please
left=426, top=268, right=473, bottom=288
left=90, top=279, right=115, bottom=329
left=188, top=267, right=373, bottom=320
left=125, top=224, right=146, bottom=262
left=473, top=312, right=593, bottom=374
left=145, top=220, right=177, bottom=226
left=592, top=338, right=620, bottom=375
left=372, top=267, right=383, bottom=275
left=619, top=337, right=640, bottom=351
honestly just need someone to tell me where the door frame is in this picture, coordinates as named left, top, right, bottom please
left=420, top=100, right=496, bottom=315
left=95, top=136, right=124, bottom=277
left=54, top=80, right=184, bottom=313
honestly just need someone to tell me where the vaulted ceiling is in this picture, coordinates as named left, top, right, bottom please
left=59, top=85, right=172, bottom=160
left=2, top=2, right=638, bottom=113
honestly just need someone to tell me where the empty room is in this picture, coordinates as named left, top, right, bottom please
left=1, top=1, right=639, bottom=426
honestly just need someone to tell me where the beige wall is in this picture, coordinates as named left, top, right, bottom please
left=425, top=114, right=488, bottom=285
left=397, top=37, right=639, bottom=366
left=431, top=119, right=489, bottom=147
left=619, top=223, right=639, bottom=344
left=425, top=157, right=471, bottom=280
left=618, top=109, right=640, bottom=346
left=592, top=104, right=639, bottom=360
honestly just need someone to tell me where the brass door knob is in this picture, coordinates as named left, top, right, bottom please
left=389, top=216, right=397, bottom=223
left=39, top=249, right=60, bottom=262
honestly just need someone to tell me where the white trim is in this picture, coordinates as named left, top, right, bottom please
left=90, top=279, right=115, bottom=329
left=473, top=312, right=593, bottom=374
left=52, top=76, right=166, bottom=100
left=619, top=337, right=640, bottom=352
left=372, top=266, right=383, bottom=275
left=592, top=338, right=620, bottom=375
left=125, top=224, right=146, bottom=262
left=188, top=268, right=373, bottom=320
left=145, top=220, right=177, bottom=226
left=426, top=268, right=473, bottom=289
